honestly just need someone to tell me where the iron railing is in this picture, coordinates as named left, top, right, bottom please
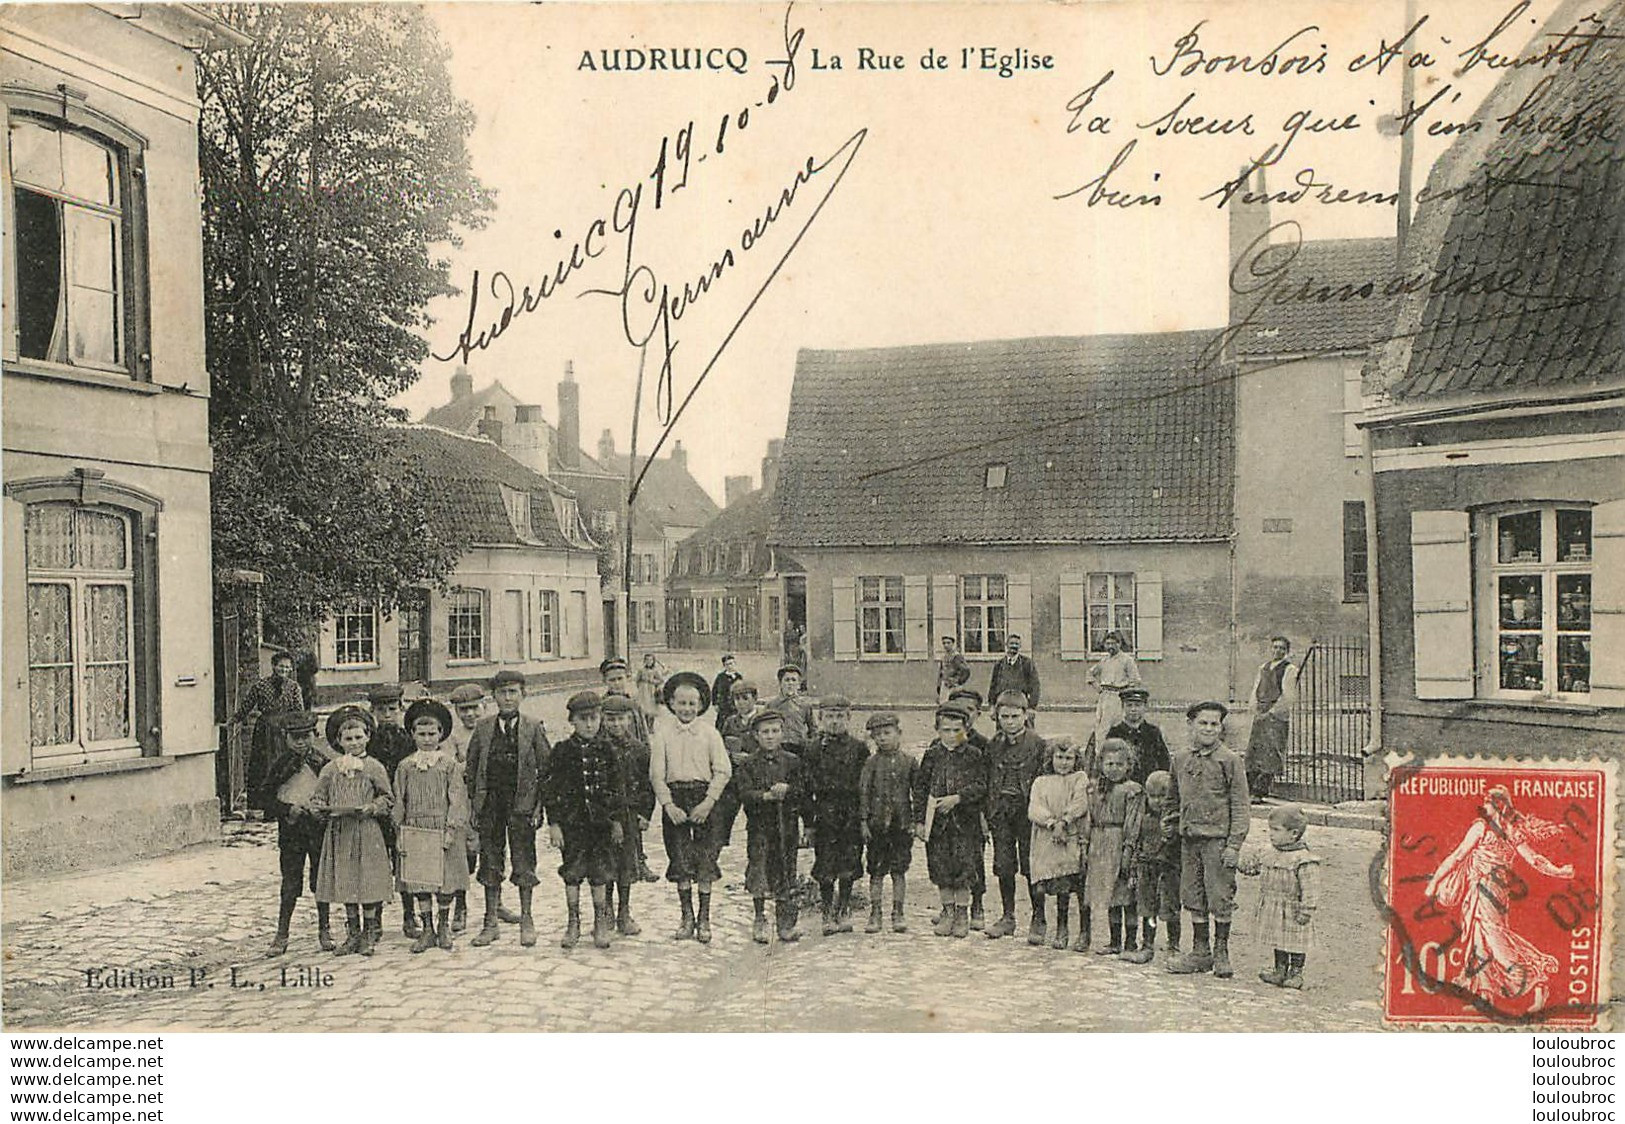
left=1275, top=635, right=1370, bottom=804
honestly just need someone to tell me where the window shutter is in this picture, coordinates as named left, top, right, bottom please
left=1059, top=572, right=1087, bottom=660
left=1135, top=571, right=1164, bottom=661
left=904, top=575, right=929, bottom=660
left=1006, top=573, right=1032, bottom=650
left=2, top=498, right=28, bottom=774
left=931, top=574, right=957, bottom=648
left=1589, top=499, right=1625, bottom=709
left=318, top=618, right=337, bottom=671
left=1410, top=510, right=1474, bottom=700
left=832, top=579, right=857, bottom=661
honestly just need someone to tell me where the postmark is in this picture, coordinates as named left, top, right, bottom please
left=1382, top=755, right=1616, bottom=1028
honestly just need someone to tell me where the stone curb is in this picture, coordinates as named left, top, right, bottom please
left=1250, top=803, right=1386, bottom=833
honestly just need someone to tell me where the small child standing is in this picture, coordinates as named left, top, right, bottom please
left=858, top=712, right=916, bottom=934
left=392, top=699, right=470, bottom=953
left=736, top=711, right=806, bottom=944
left=1027, top=738, right=1089, bottom=950
left=543, top=692, right=627, bottom=950
left=445, top=683, right=486, bottom=934
left=805, top=695, right=868, bottom=935
left=1083, top=739, right=1146, bottom=955
left=310, top=707, right=395, bottom=956
left=1124, top=769, right=1181, bottom=964
left=1241, top=804, right=1321, bottom=989
left=913, top=703, right=989, bottom=938
left=602, top=694, right=654, bottom=936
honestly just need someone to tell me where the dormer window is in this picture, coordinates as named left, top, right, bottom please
left=551, top=494, right=581, bottom=541
left=499, top=484, right=533, bottom=540
left=985, top=463, right=1008, bottom=489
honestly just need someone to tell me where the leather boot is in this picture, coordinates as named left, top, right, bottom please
left=317, top=903, right=335, bottom=952
left=496, top=888, right=522, bottom=923
left=266, top=895, right=297, bottom=958
left=866, top=903, right=884, bottom=933
left=436, top=907, right=454, bottom=951
left=821, top=900, right=838, bottom=937
left=776, top=900, right=801, bottom=942
left=412, top=909, right=436, bottom=954
left=452, top=893, right=467, bottom=935
left=616, top=887, right=641, bottom=937
left=836, top=884, right=855, bottom=933
left=951, top=904, right=970, bottom=938
left=1050, top=920, right=1070, bottom=950
left=518, top=888, right=537, bottom=947
left=1027, top=916, right=1048, bottom=946
left=753, top=912, right=771, bottom=944
left=1168, top=938, right=1214, bottom=975
left=696, top=892, right=713, bottom=944
left=333, top=911, right=361, bottom=956
left=358, top=907, right=379, bottom=956
left=592, top=897, right=613, bottom=950
left=933, top=906, right=955, bottom=937
left=1259, top=951, right=1288, bottom=987
left=401, top=893, right=421, bottom=939
left=561, top=896, right=582, bottom=949
left=674, top=889, right=696, bottom=941
left=1213, top=934, right=1234, bottom=979
left=471, top=886, right=501, bottom=947
left=969, top=898, right=984, bottom=931
left=891, top=904, right=908, bottom=933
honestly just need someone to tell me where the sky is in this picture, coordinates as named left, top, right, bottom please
left=392, top=0, right=1566, bottom=500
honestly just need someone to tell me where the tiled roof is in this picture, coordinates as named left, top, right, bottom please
left=673, top=490, right=779, bottom=579
left=773, top=334, right=1235, bottom=548
left=1369, top=0, right=1625, bottom=402
left=393, top=425, right=592, bottom=552
left=1233, top=237, right=1401, bottom=358
left=419, top=380, right=519, bottom=436
left=588, top=451, right=720, bottom=529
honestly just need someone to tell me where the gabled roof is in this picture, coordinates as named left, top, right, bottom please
left=774, top=334, right=1235, bottom=548
left=1368, top=0, right=1625, bottom=403
left=394, top=425, right=594, bottom=552
left=671, top=490, right=781, bottom=581
left=1233, top=237, right=1401, bottom=358
left=419, top=380, right=522, bottom=436
left=585, top=451, right=720, bottom=529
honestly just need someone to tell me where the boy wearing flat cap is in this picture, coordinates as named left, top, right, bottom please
left=248, top=710, right=334, bottom=957
left=804, top=694, right=868, bottom=935
left=735, top=710, right=806, bottom=944
left=946, top=687, right=991, bottom=929
left=543, top=692, right=626, bottom=950
left=1168, top=700, right=1249, bottom=979
left=914, top=702, right=989, bottom=938
left=600, top=657, right=657, bottom=882
left=601, top=694, right=655, bottom=935
left=858, top=712, right=916, bottom=933
left=649, top=671, right=731, bottom=942
left=984, top=690, right=1049, bottom=942
left=364, top=683, right=420, bottom=938
left=715, top=679, right=762, bottom=848
left=1106, top=686, right=1170, bottom=786
left=464, top=670, right=550, bottom=947
left=445, top=683, right=485, bottom=931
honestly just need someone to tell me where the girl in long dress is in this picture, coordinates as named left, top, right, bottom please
left=1083, top=739, right=1145, bottom=954
left=1027, top=738, right=1089, bottom=951
left=394, top=699, right=470, bottom=953
left=1425, top=786, right=1574, bottom=1010
left=310, top=706, right=395, bottom=956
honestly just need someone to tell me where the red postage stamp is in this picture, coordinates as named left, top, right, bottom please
left=1385, top=756, right=1616, bottom=1028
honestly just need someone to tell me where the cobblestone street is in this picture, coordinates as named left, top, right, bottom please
left=3, top=811, right=1387, bottom=1032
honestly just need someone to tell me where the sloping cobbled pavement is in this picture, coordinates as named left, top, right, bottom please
left=2, top=817, right=1386, bottom=1032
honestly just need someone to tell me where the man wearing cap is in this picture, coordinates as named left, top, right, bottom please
left=464, top=669, right=551, bottom=947
left=983, top=690, right=1049, bottom=941
left=365, top=683, right=422, bottom=938
left=763, top=664, right=813, bottom=753
left=600, top=657, right=657, bottom=882
left=858, top=712, right=916, bottom=933
left=987, top=634, right=1041, bottom=725
left=1106, top=687, right=1170, bottom=786
left=444, top=683, right=485, bottom=933
left=248, top=710, right=334, bottom=957
left=735, top=709, right=807, bottom=943
left=542, top=692, right=626, bottom=950
left=649, top=671, right=731, bottom=942
left=1168, top=701, right=1250, bottom=979
left=712, top=653, right=744, bottom=732
left=936, top=636, right=971, bottom=704
left=804, top=694, right=868, bottom=935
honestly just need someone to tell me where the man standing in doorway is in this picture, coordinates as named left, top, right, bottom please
left=1245, top=636, right=1297, bottom=802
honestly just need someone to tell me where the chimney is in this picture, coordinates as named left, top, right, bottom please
left=556, top=360, right=580, bottom=472
left=670, top=440, right=687, bottom=471
left=477, top=405, right=503, bottom=446
left=1227, top=165, right=1271, bottom=325
left=724, top=475, right=753, bottom=507
left=761, top=438, right=783, bottom=496
left=597, top=428, right=616, bottom=464
left=450, top=365, right=472, bottom=399
left=509, top=404, right=547, bottom=474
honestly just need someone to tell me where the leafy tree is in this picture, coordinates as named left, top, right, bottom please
left=198, top=4, right=492, bottom=640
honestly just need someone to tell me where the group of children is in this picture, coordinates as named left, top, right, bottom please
left=246, top=658, right=1321, bottom=990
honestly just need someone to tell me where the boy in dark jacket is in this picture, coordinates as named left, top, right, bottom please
left=543, top=691, right=626, bottom=950
left=1107, top=687, right=1171, bottom=785
left=1125, top=769, right=1181, bottom=963
left=914, top=702, right=989, bottom=938
left=465, top=670, right=551, bottom=947
left=858, top=712, right=916, bottom=933
left=983, top=690, right=1049, bottom=942
left=366, top=683, right=420, bottom=938
left=715, top=679, right=763, bottom=848
left=248, top=710, right=334, bottom=956
left=602, top=694, right=655, bottom=936
left=805, top=694, right=868, bottom=935
left=736, top=710, right=807, bottom=944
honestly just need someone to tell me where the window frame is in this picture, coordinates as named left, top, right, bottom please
left=1343, top=500, right=1369, bottom=603
left=3, top=92, right=151, bottom=384
left=330, top=603, right=380, bottom=669
left=857, top=574, right=906, bottom=660
left=959, top=573, right=1008, bottom=657
left=1476, top=505, right=1593, bottom=704
left=535, top=589, right=559, bottom=657
left=446, top=587, right=489, bottom=665
left=6, top=469, right=163, bottom=768
left=1085, top=571, right=1138, bottom=654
